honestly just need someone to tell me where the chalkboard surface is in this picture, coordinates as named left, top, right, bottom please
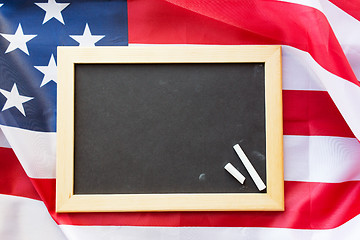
left=73, top=63, right=266, bottom=194
left=56, top=46, right=283, bottom=212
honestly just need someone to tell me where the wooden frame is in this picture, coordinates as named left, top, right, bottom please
left=56, top=45, right=283, bottom=212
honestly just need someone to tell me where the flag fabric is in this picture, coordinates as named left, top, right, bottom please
left=1, top=0, right=360, bottom=239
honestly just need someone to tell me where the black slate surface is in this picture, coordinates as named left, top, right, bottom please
left=73, top=63, right=266, bottom=194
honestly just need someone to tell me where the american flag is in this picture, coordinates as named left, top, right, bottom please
left=1, top=0, right=360, bottom=239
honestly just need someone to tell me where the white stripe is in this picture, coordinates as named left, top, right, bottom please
left=284, top=135, right=360, bottom=182
left=320, top=0, right=360, bottom=81
left=277, top=0, right=324, bottom=12
left=282, top=46, right=325, bottom=90
left=0, top=127, right=10, bottom=148
left=0, top=125, right=56, bottom=178
left=0, top=194, right=66, bottom=240
left=281, top=0, right=360, bottom=82
left=320, top=0, right=360, bottom=48
left=60, top=214, right=360, bottom=240
left=306, top=54, right=360, bottom=140
left=282, top=46, right=360, bottom=140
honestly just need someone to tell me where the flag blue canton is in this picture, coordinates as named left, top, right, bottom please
left=0, top=0, right=128, bottom=132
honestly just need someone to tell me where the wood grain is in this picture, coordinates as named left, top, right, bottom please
left=56, top=45, right=283, bottom=212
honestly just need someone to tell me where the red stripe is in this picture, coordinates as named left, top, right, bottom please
left=0, top=147, right=40, bottom=200
left=329, top=0, right=360, bottom=22
left=30, top=178, right=360, bottom=229
left=283, top=90, right=354, bottom=138
left=128, top=0, right=359, bottom=86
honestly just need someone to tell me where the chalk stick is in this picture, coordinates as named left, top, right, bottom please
left=233, top=144, right=266, bottom=191
left=224, top=163, right=245, bottom=184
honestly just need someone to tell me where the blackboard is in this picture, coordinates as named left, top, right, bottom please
left=74, top=63, right=266, bottom=194
left=56, top=46, right=283, bottom=212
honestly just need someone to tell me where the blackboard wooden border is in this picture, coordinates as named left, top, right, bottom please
left=56, top=45, right=283, bottom=212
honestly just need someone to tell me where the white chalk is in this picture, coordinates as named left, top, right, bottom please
left=224, top=163, right=245, bottom=184
left=233, top=144, right=266, bottom=191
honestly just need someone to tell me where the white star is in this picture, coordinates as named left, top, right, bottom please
left=70, top=23, right=105, bottom=47
left=0, top=84, right=34, bottom=116
left=35, top=0, right=70, bottom=25
left=0, top=24, right=37, bottom=55
left=0, top=4, right=3, bottom=8
left=35, top=54, right=57, bottom=87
